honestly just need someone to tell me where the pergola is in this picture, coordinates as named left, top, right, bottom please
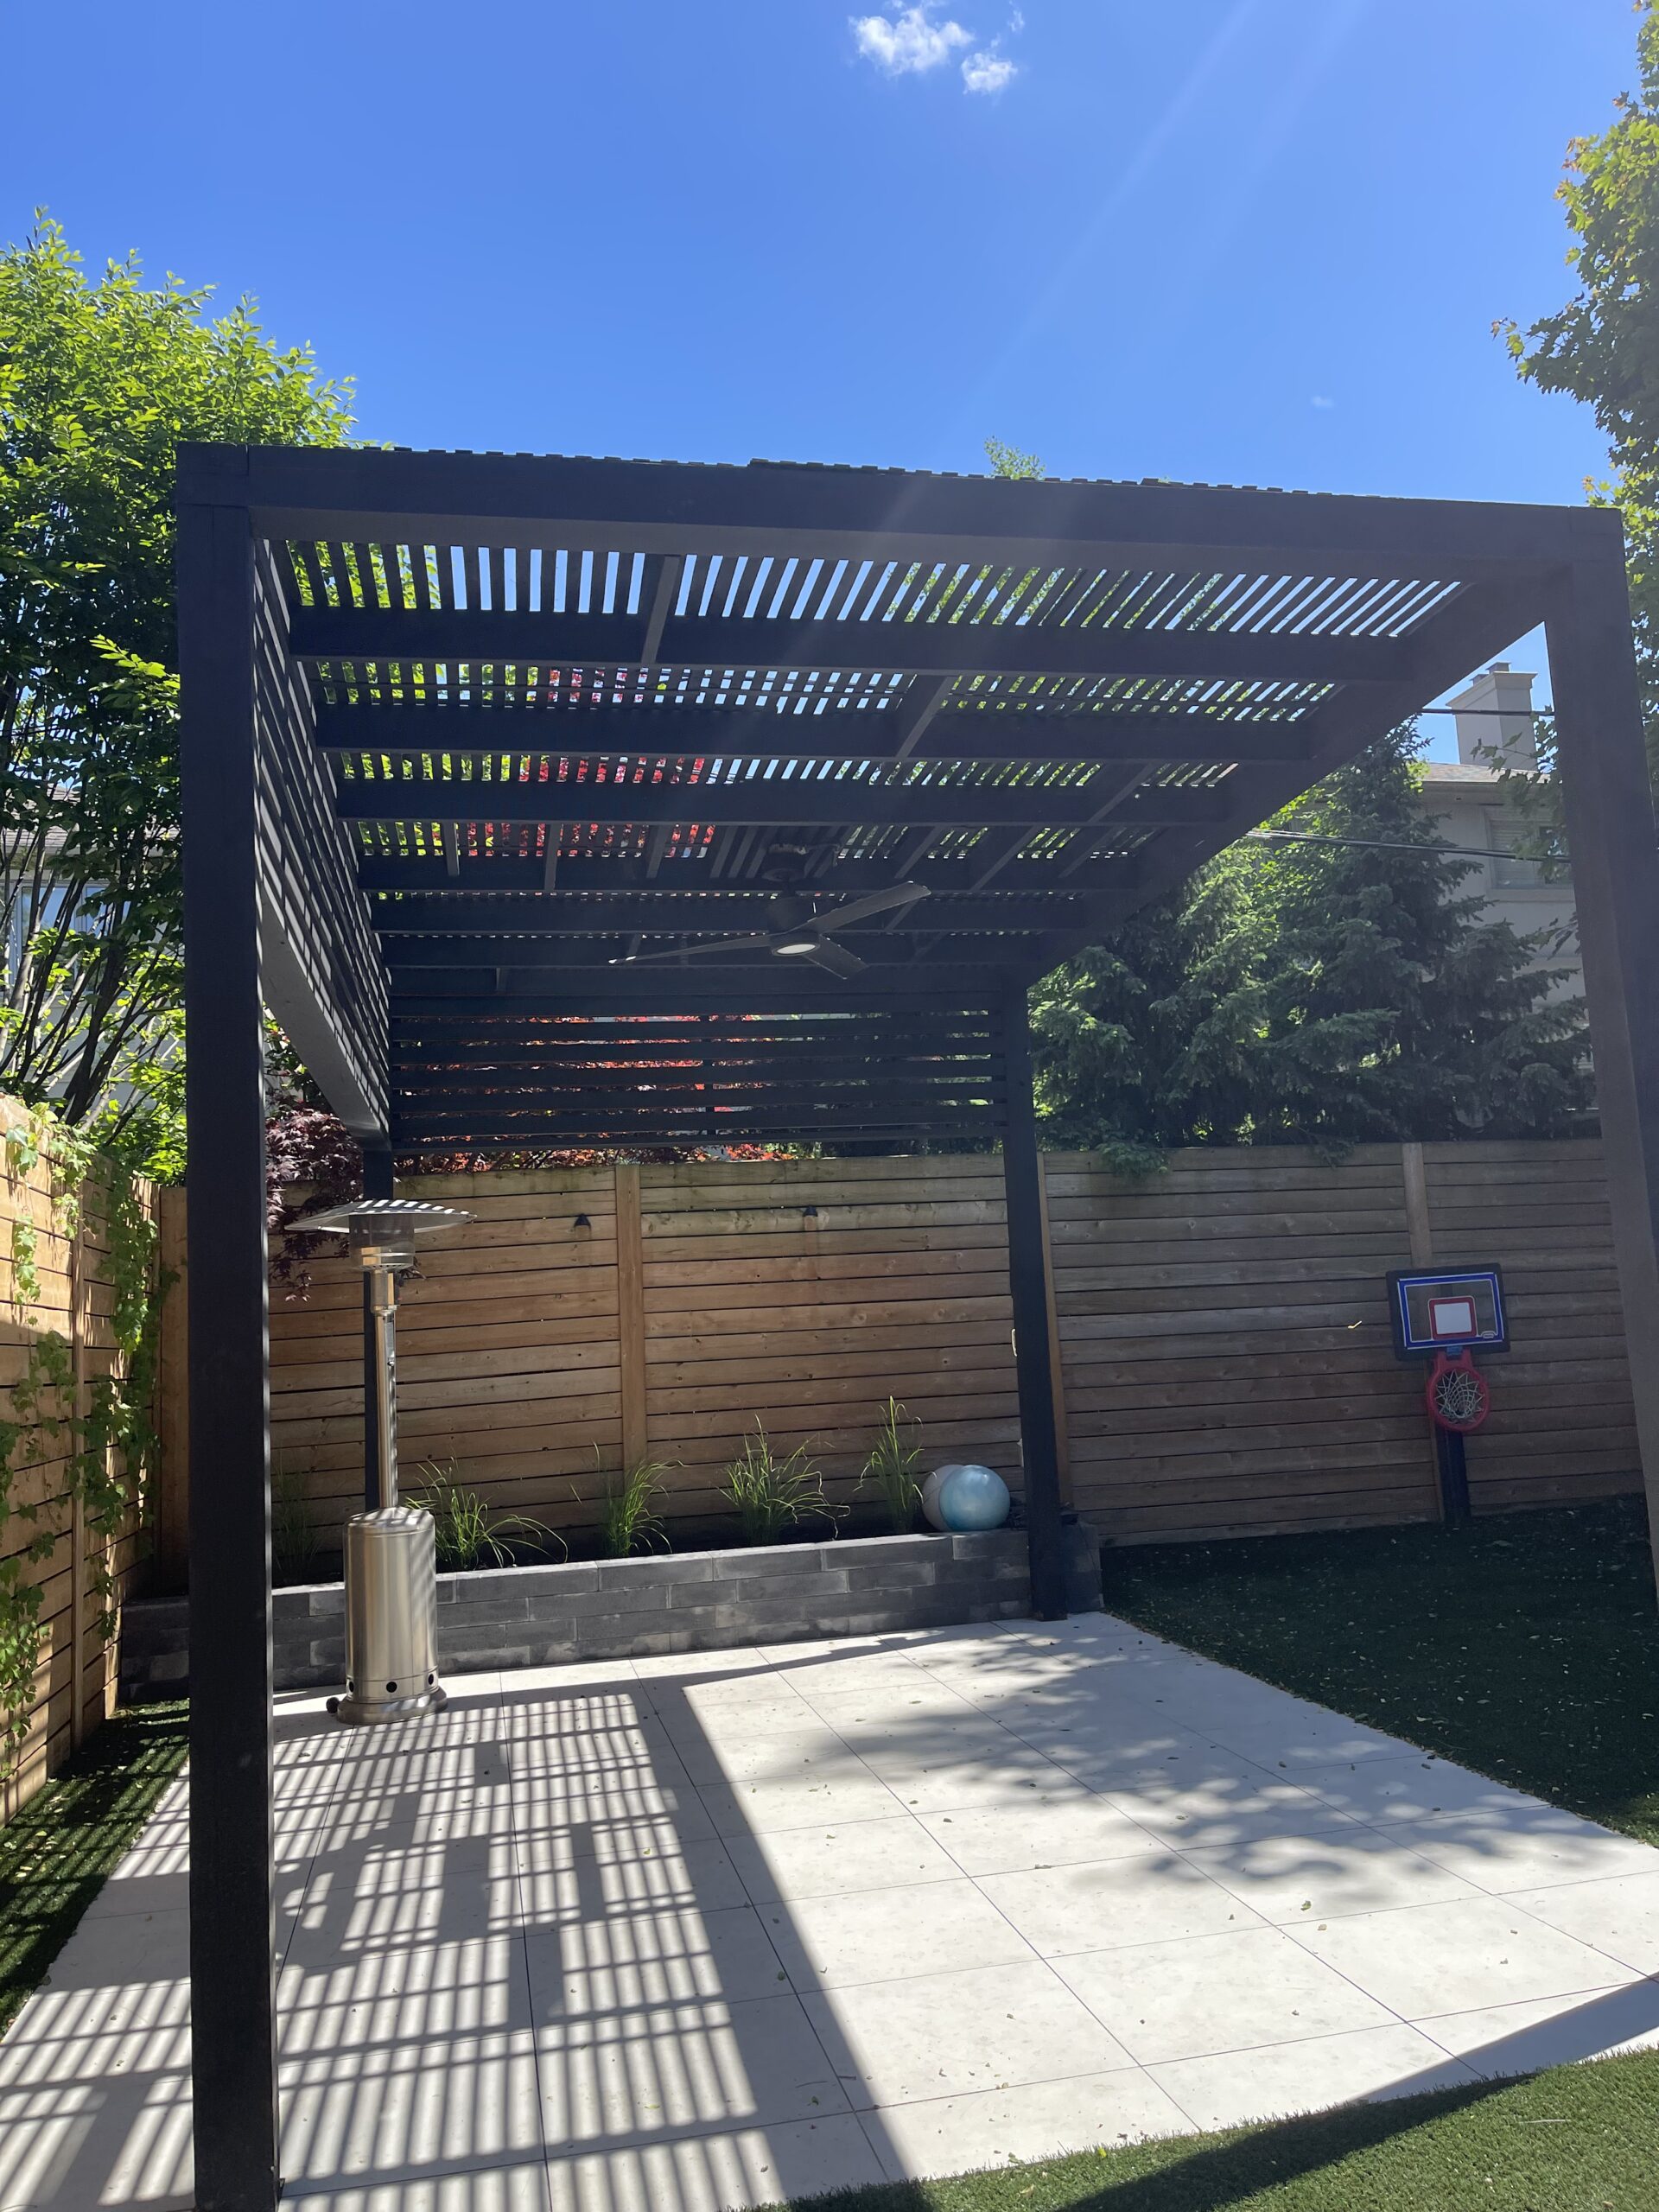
left=176, top=443, right=1659, bottom=2209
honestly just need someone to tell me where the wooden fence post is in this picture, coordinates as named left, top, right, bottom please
left=156, top=1190, right=189, bottom=1592
left=613, top=1162, right=648, bottom=1471
left=1402, top=1141, right=1433, bottom=1266
left=1402, top=1141, right=1459, bottom=1522
left=1037, top=1154, right=1071, bottom=1502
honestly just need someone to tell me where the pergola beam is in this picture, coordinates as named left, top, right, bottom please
left=291, top=605, right=1424, bottom=686
left=367, top=893, right=1088, bottom=935
left=386, top=935, right=1025, bottom=969
left=388, top=978, right=999, bottom=1013
left=181, top=441, right=1607, bottom=577
left=315, top=703, right=1324, bottom=765
left=356, top=855, right=1145, bottom=897
left=335, top=777, right=1225, bottom=829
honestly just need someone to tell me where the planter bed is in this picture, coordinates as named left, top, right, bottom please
left=121, top=1521, right=1103, bottom=1696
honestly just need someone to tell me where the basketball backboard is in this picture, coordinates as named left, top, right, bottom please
left=1387, top=1267, right=1508, bottom=1358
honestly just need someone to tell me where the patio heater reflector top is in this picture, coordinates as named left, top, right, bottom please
left=301, top=1198, right=474, bottom=1263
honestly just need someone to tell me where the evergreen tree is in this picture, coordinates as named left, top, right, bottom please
left=1032, top=726, right=1591, bottom=1161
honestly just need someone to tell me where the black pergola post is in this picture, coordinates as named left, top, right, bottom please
left=178, top=500, right=281, bottom=2212
left=1548, top=552, right=1659, bottom=1592
left=1000, top=986, right=1067, bottom=1619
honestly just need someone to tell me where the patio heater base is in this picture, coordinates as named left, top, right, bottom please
left=328, top=1506, right=445, bottom=1728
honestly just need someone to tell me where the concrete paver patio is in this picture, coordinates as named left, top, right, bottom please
left=5, top=1611, right=1659, bottom=2210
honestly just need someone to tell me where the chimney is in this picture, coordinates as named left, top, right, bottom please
left=1445, top=663, right=1537, bottom=770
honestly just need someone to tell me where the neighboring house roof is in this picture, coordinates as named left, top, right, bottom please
left=1421, top=763, right=1506, bottom=789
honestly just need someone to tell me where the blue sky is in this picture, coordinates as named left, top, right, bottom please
left=4, top=2, right=1639, bottom=743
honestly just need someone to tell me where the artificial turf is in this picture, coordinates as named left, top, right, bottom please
left=777, top=2047, right=1659, bottom=2210
left=1100, top=1496, right=1659, bottom=1846
left=0, top=1698, right=188, bottom=2037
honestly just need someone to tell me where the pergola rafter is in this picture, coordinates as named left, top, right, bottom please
left=177, top=443, right=1659, bottom=2212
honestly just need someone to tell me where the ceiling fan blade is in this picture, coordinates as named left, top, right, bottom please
left=801, top=938, right=867, bottom=978
left=807, top=882, right=931, bottom=932
left=617, top=932, right=779, bottom=965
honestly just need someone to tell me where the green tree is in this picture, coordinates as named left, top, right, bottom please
left=1032, top=726, right=1591, bottom=1160
left=1499, top=0, right=1659, bottom=851
left=984, top=435, right=1044, bottom=480
left=0, top=218, right=353, bottom=1168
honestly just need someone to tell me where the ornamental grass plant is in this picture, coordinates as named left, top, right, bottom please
left=721, top=1421, right=843, bottom=1545
left=407, top=1459, right=562, bottom=1571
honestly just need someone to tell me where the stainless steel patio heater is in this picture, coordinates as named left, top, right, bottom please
left=303, top=1198, right=474, bottom=1725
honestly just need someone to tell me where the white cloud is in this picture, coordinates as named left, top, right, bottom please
left=1312, top=394, right=1338, bottom=410
left=962, top=48, right=1016, bottom=92
left=852, top=5, right=973, bottom=75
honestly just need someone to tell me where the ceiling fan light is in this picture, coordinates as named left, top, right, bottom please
left=772, top=935, right=818, bottom=957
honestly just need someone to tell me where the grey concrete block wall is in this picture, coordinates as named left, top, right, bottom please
left=120, top=1520, right=1104, bottom=1696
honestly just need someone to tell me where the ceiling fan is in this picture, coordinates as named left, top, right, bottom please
left=614, top=881, right=930, bottom=978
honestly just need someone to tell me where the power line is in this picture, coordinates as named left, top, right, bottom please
left=1415, top=704, right=1551, bottom=719
left=1246, top=830, right=1548, bottom=862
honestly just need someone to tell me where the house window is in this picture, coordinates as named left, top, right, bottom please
left=1486, top=811, right=1542, bottom=889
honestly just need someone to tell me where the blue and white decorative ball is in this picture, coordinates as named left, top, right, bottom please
left=920, top=1465, right=965, bottom=1530
left=928, top=1463, right=1011, bottom=1532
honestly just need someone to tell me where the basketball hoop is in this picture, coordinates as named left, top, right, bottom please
left=1386, top=1264, right=1509, bottom=1525
left=1426, top=1347, right=1491, bottom=1433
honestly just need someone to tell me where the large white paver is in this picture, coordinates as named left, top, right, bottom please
left=863, top=2067, right=1191, bottom=2180
left=1181, top=1824, right=1481, bottom=1923
left=980, top=1850, right=1266, bottom=1955
left=1150, top=2023, right=1478, bottom=2132
left=1506, top=1868, right=1659, bottom=1973
left=1056, top=1924, right=1396, bottom=2064
left=722, top=1815, right=961, bottom=1901
left=1394, top=1806, right=1659, bottom=1894
left=1287, top=1894, right=1643, bottom=2017
left=8, top=1611, right=1659, bottom=2211
left=762, top=1878, right=1035, bottom=1990
left=800, top=1958, right=1135, bottom=2107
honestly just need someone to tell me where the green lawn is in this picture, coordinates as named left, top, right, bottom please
left=0, top=1699, right=188, bottom=2037
left=1103, top=1496, right=1659, bottom=1846
left=770, top=1499, right=1659, bottom=2210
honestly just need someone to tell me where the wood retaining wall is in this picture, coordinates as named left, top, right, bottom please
left=151, top=1139, right=1641, bottom=1573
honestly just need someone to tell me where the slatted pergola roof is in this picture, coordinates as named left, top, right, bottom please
left=180, top=442, right=1615, bottom=1156
left=177, top=444, right=1659, bottom=2209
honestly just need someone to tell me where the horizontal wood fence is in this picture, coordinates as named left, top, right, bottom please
left=0, top=1114, right=157, bottom=1821
left=155, top=1139, right=1641, bottom=1575
left=1051, top=1142, right=1637, bottom=1539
